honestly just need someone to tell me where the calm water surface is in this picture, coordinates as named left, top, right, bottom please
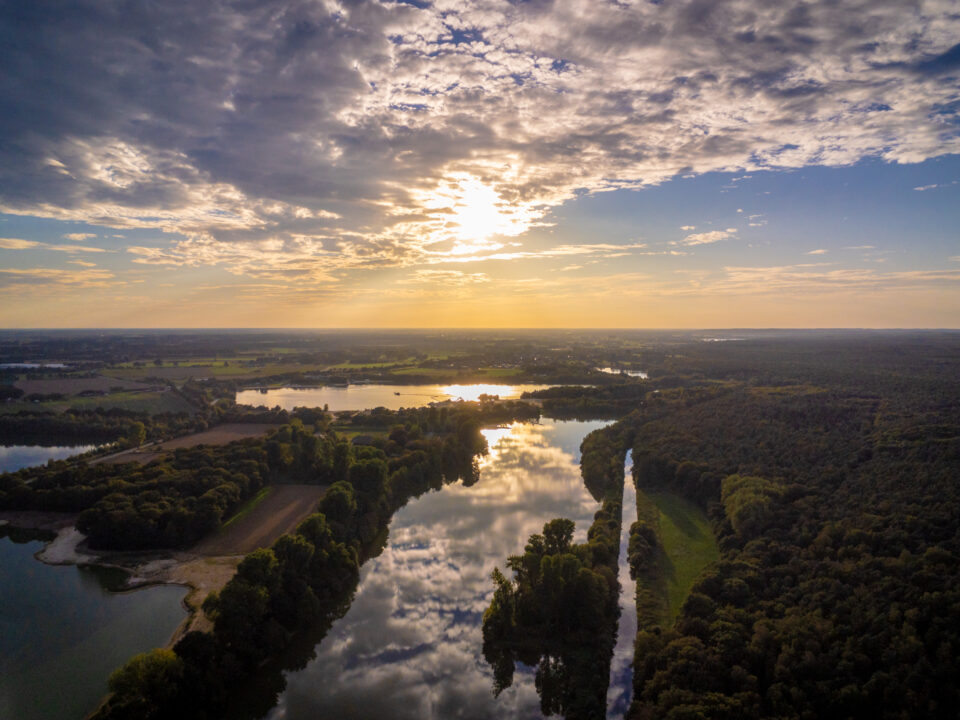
left=0, top=531, right=188, bottom=720
left=263, top=419, right=619, bottom=720
left=0, top=445, right=98, bottom=473
left=236, top=383, right=552, bottom=412
left=607, top=452, right=637, bottom=718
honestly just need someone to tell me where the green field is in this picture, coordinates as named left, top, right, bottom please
left=650, top=492, right=720, bottom=621
left=327, top=358, right=417, bottom=369
left=388, top=367, right=461, bottom=377
left=0, top=391, right=197, bottom=416
left=635, top=489, right=719, bottom=625
left=103, top=361, right=328, bottom=380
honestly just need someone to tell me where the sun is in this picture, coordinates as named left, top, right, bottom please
left=411, top=172, right=541, bottom=255
left=449, top=178, right=510, bottom=243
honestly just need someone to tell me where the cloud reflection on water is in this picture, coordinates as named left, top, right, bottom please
left=265, top=419, right=614, bottom=720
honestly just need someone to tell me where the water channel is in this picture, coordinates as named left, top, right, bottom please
left=606, top=452, right=638, bottom=718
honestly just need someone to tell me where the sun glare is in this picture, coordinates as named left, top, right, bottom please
left=449, top=178, right=509, bottom=242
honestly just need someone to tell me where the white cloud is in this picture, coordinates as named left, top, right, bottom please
left=0, top=237, right=40, bottom=249
left=680, top=225, right=696, bottom=231
left=673, top=230, right=735, bottom=246
left=63, top=233, right=97, bottom=241
left=0, top=267, right=117, bottom=288
left=403, top=270, right=490, bottom=285
left=47, top=244, right=107, bottom=253
left=807, top=249, right=829, bottom=255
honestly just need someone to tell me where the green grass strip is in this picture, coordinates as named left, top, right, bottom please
left=220, top=486, right=273, bottom=532
left=649, top=492, right=720, bottom=622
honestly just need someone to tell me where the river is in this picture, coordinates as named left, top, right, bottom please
left=259, top=418, right=625, bottom=720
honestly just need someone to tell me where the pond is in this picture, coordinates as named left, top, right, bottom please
left=236, top=383, right=553, bottom=412
left=260, top=418, right=620, bottom=719
left=595, top=367, right=648, bottom=379
left=0, top=529, right=188, bottom=720
left=0, top=444, right=99, bottom=473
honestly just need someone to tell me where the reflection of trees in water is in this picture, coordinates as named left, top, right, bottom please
left=221, top=528, right=393, bottom=720
left=482, top=422, right=629, bottom=719
left=482, top=519, right=620, bottom=720
left=484, top=627, right=616, bottom=719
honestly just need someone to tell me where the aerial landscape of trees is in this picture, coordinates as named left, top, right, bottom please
left=1, top=330, right=958, bottom=718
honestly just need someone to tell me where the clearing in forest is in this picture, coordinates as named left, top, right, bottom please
left=635, top=489, right=719, bottom=625
left=192, top=484, right=327, bottom=556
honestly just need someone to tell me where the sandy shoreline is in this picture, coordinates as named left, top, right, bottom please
left=0, top=510, right=240, bottom=645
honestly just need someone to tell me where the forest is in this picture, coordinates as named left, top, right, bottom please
left=615, top=339, right=960, bottom=719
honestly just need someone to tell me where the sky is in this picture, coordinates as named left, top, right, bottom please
left=0, top=0, right=958, bottom=328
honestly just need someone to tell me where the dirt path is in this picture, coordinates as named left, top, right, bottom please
left=194, top=484, right=327, bottom=556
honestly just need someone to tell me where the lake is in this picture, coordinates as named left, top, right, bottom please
left=260, top=418, right=622, bottom=719
left=0, top=529, right=188, bottom=720
left=0, top=445, right=98, bottom=473
left=236, top=383, right=553, bottom=412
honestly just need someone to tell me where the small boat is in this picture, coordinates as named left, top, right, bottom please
left=394, top=391, right=401, bottom=395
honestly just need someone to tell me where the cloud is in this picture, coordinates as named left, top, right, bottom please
left=807, top=249, right=829, bottom=255
left=690, top=265, right=960, bottom=295
left=673, top=230, right=735, bottom=247
left=0, top=236, right=110, bottom=253
left=913, top=180, right=957, bottom=191
left=0, top=237, right=40, bottom=249
left=63, top=233, right=96, bottom=241
left=46, top=244, right=107, bottom=253
left=404, top=270, right=490, bottom=285
left=0, top=1, right=958, bottom=280
left=0, top=267, right=116, bottom=288
left=68, top=260, right=97, bottom=267
left=680, top=225, right=696, bottom=231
